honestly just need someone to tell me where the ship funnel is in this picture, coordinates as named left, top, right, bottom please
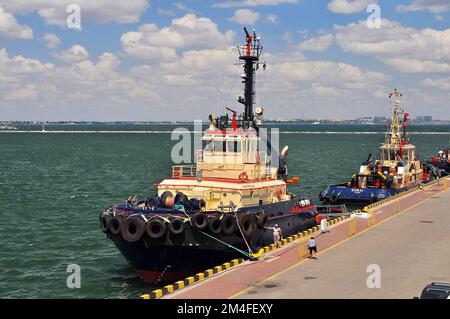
left=281, top=145, right=289, bottom=159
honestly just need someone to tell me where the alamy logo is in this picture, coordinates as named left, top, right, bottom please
left=66, top=4, right=81, bottom=30
left=66, top=264, right=81, bottom=289
left=367, top=4, right=381, bottom=29
left=366, top=264, right=381, bottom=289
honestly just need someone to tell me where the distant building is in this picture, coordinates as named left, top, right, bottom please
left=415, top=115, right=433, bottom=123
left=373, top=116, right=386, bottom=124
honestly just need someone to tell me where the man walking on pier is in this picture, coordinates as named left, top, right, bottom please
left=307, top=237, right=317, bottom=259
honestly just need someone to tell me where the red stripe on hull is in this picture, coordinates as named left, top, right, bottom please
left=136, top=269, right=189, bottom=284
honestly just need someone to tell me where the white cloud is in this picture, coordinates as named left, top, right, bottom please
left=42, top=33, right=61, bottom=49
left=213, top=0, right=298, bottom=9
left=0, top=6, right=33, bottom=40
left=397, top=0, right=450, bottom=14
left=266, top=13, right=278, bottom=24
left=228, top=9, right=261, bottom=25
left=327, top=0, right=375, bottom=14
left=1, top=0, right=150, bottom=27
left=121, top=14, right=235, bottom=61
left=421, top=77, right=450, bottom=90
left=174, top=2, right=188, bottom=10
left=157, top=9, right=176, bottom=17
left=296, top=34, right=334, bottom=52
left=4, top=84, right=37, bottom=101
left=55, top=45, right=89, bottom=64
left=0, top=48, right=54, bottom=75
left=334, top=19, right=450, bottom=73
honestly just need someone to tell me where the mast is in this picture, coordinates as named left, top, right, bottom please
left=387, top=89, right=403, bottom=145
left=237, top=27, right=263, bottom=129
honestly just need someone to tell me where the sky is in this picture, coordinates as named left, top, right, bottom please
left=1, top=0, right=450, bottom=121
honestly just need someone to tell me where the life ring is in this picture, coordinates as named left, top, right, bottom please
left=191, top=213, right=208, bottom=230
left=146, top=217, right=167, bottom=239
left=99, top=213, right=111, bottom=233
left=168, top=218, right=185, bottom=235
left=109, top=215, right=124, bottom=235
left=221, top=214, right=236, bottom=235
left=207, top=216, right=222, bottom=235
left=121, top=216, right=146, bottom=243
left=238, top=172, right=249, bottom=181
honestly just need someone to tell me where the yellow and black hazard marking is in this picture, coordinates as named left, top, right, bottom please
left=141, top=258, right=245, bottom=300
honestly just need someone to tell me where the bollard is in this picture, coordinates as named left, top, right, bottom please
left=320, top=218, right=329, bottom=233
left=348, top=218, right=356, bottom=236
left=444, top=178, right=448, bottom=190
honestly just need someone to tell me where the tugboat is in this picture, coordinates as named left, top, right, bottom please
left=427, top=148, right=450, bottom=176
left=319, top=89, right=432, bottom=206
left=99, top=28, right=319, bottom=284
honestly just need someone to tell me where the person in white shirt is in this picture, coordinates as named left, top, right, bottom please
left=267, top=224, right=282, bottom=248
left=307, top=237, right=317, bottom=259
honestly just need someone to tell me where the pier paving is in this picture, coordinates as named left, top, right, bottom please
left=165, top=181, right=450, bottom=299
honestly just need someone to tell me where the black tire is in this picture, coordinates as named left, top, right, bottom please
left=256, top=213, right=268, bottom=229
left=109, top=215, right=123, bottom=235
left=208, top=216, right=222, bottom=235
left=168, top=218, right=185, bottom=235
left=221, top=214, right=236, bottom=236
left=330, top=195, right=338, bottom=204
left=174, top=192, right=189, bottom=206
left=146, top=217, right=167, bottom=239
left=318, top=192, right=325, bottom=202
left=237, top=213, right=257, bottom=238
left=121, top=216, right=145, bottom=243
left=100, top=213, right=111, bottom=233
left=191, top=213, right=208, bottom=231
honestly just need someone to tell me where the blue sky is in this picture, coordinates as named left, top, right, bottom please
left=1, top=0, right=450, bottom=121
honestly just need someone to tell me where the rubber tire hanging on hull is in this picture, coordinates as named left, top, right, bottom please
left=122, top=216, right=146, bottom=243
left=256, top=213, right=268, bottom=229
left=329, top=194, right=338, bottom=204
left=237, top=213, right=256, bottom=239
left=100, top=213, right=111, bottom=233
left=221, top=214, right=236, bottom=235
left=109, top=216, right=123, bottom=235
left=208, top=216, right=222, bottom=235
left=168, top=218, right=185, bottom=235
left=146, top=217, right=167, bottom=239
left=191, top=213, right=208, bottom=231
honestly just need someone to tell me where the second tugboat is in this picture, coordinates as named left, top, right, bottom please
left=427, top=147, right=450, bottom=177
left=319, top=89, right=432, bottom=206
left=100, top=28, right=319, bottom=284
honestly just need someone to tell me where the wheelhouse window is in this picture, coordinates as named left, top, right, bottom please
left=227, top=140, right=242, bottom=153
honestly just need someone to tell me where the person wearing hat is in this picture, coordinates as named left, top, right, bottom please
left=273, top=224, right=282, bottom=248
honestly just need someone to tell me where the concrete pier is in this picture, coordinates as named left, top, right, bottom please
left=162, top=180, right=450, bottom=299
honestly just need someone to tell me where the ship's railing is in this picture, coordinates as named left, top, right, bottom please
left=172, top=165, right=196, bottom=178
left=237, top=44, right=262, bottom=59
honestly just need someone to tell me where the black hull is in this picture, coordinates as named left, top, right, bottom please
left=106, top=200, right=318, bottom=284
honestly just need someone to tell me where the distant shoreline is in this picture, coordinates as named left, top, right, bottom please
left=1, top=130, right=449, bottom=135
